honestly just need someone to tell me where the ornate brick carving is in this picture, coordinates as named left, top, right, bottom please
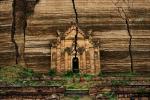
left=50, top=25, right=101, bottom=74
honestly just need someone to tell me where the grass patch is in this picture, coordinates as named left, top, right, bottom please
left=19, top=68, right=36, bottom=78
left=13, top=79, right=39, bottom=86
left=102, top=92, right=117, bottom=100
left=0, top=65, right=24, bottom=83
left=65, top=82, right=92, bottom=89
left=0, top=65, right=42, bottom=86
left=73, top=96, right=80, bottom=100
left=81, top=74, right=94, bottom=81
left=63, top=71, right=74, bottom=77
left=111, top=80, right=130, bottom=86
left=99, top=71, right=140, bottom=77
left=46, top=80, right=66, bottom=86
left=48, top=69, right=56, bottom=77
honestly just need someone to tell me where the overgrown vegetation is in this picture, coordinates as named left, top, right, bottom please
left=0, top=65, right=42, bottom=85
left=13, top=79, right=39, bottom=86
left=0, top=65, right=148, bottom=91
left=0, top=65, right=24, bottom=83
left=65, top=82, right=91, bottom=89
left=72, top=96, right=80, bottom=100
left=81, top=74, right=94, bottom=81
left=46, top=80, right=66, bottom=86
left=63, top=71, right=94, bottom=78
left=111, top=80, right=130, bottom=86
left=63, top=71, right=74, bottom=77
left=99, top=71, right=140, bottom=77
left=19, top=68, right=35, bottom=78
left=136, top=87, right=150, bottom=94
left=102, top=92, right=117, bottom=100
left=48, top=69, right=56, bottom=77
left=0, top=66, right=95, bottom=87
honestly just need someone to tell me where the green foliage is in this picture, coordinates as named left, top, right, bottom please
left=48, top=69, right=56, bottom=77
left=19, top=68, right=35, bottom=78
left=13, top=79, right=39, bottom=86
left=82, top=74, right=94, bottom=81
left=63, top=71, right=74, bottom=77
left=63, top=71, right=94, bottom=80
left=102, top=92, right=117, bottom=100
left=0, top=65, right=24, bottom=83
left=33, top=72, right=42, bottom=79
left=73, top=96, right=80, bottom=100
left=98, top=71, right=104, bottom=77
left=46, top=80, right=65, bottom=86
left=111, top=80, right=130, bottom=86
left=19, top=67, right=43, bottom=79
left=0, top=65, right=42, bottom=85
left=65, top=82, right=89, bottom=89
left=98, top=71, right=139, bottom=77
left=136, top=87, right=149, bottom=94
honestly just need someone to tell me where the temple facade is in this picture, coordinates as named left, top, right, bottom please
left=50, top=25, right=101, bottom=75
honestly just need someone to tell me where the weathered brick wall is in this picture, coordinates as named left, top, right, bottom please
left=0, top=0, right=150, bottom=72
left=0, top=0, right=15, bottom=66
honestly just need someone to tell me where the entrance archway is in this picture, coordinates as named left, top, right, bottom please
left=72, top=57, right=79, bottom=73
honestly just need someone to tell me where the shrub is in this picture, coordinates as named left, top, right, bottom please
left=19, top=68, right=35, bottom=78
left=111, top=80, right=130, bottom=86
left=33, top=72, right=42, bottom=79
left=63, top=71, right=74, bottom=77
left=48, top=69, right=56, bottom=77
left=102, top=92, right=117, bottom=100
left=0, top=65, right=24, bottom=83
left=0, top=65, right=43, bottom=86
left=98, top=71, right=104, bottom=77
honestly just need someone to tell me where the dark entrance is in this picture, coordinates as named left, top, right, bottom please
left=72, top=57, right=79, bottom=73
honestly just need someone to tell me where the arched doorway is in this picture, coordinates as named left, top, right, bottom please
left=72, top=57, right=79, bottom=73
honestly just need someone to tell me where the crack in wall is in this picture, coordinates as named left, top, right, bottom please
left=111, top=0, right=134, bottom=72
left=125, top=16, right=134, bottom=73
left=11, top=0, right=19, bottom=64
left=22, top=0, right=27, bottom=66
left=23, top=0, right=40, bottom=65
left=71, top=0, right=79, bottom=58
left=118, top=7, right=134, bottom=73
left=117, top=8, right=134, bottom=73
left=11, top=0, right=40, bottom=65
